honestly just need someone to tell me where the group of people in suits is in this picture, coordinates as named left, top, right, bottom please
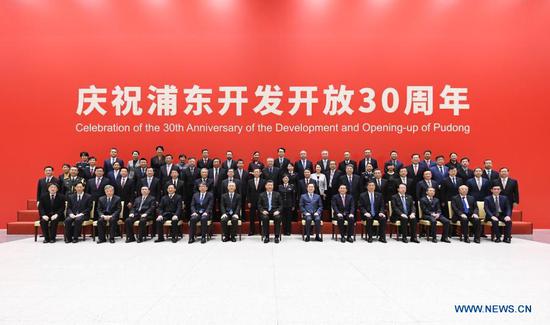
left=36, top=147, right=519, bottom=244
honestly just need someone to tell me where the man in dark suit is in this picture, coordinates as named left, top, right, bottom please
left=456, top=157, right=474, bottom=182
left=467, top=168, right=491, bottom=201
left=235, top=160, right=249, bottom=223
left=126, top=186, right=156, bottom=243
left=154, top=184, right=182, bottom=243
left=451, top=185, right=481, bottom=243
left=419, top=187, right=450, bottom=243
left=358, top=182, right=387, bottom=243
left=189, top=182, right=214, bottom=244
left=197, top=149, right=213, bottom=169
left=262, top=158, right=280, bottom=183
left=221, top=169, right=242, bottom=195
left=164, top=169, right=185, bottom=197
left=420, top=150, right=436, bottom=170
left=140, top=167, right=162, bottom=199
left=405, top=153, right=426, bottom=187
left=439, top=166, right=463, bottom=214
left=194, top=168, right=214, bottom=193
left=391, top=184, right=418, bottom=243
left=493, top=167, right=520, bottom=207
left=150, top=145, right=166, bottom=177
left=159, top=154, right=179, bottom=185
left=103, top=147, right=124, bottom=174
left=38, top=183, right=66, bottom=243
left=133, top=158, right=149, bottom=182
left=64, top=182, right=92, bottom=243
left=247, top=168, right=265, bottom=236
left=298, top=170, right=319, bottom=196
left=220, top=182, right=241, bottom=242
left=96, top=185, right=122, bottom=243
left=222, top=150, right=238, bottom=171
left=416, top=170, right=439, bottom=203
left=106, top=162, right=122, bottom=185
left=295, top=150, right=314, bottom=179
left=429, top=156, right=449, bottom=184
left=338, top=151, right=357, bottom=174
left=183, top=158, right=200, bottom=217
left=384, top=150, right=403, bottom=173
left=484, top=185, right=513, bottom=243
left=114, top=168, right=135, bottom=221
left=299, top=183, right=323, bottom=242
left=85, top=167, right=111, bottom=218
left=274, top=147, right=291, bottom=171
left=208, top=158, right=226, bottom=219
left=324, top=161, right=342, bottom=212
left=390, top=167, right=415, bottom=199
left=372, top=169, right=390, bottom=203
left=62, top=166, right=86, bottom=195
left=339, top=165, right=362, bottom=205
left=332, top=184, right=356, bottom=243
left=316, top=150, right=331, bottom=173
left=258, top=181, right=283, bottom=243
left=358, top=148, right=378, bottom=174
left=82, top=157, right=98, bottom=180
left=482, top=159, right=499, bottom=181
left=37, top=166, right=59, bottom=203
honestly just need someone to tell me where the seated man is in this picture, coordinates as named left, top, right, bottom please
left=391, top=183, right=419, bottom=243
left=38, top=182, right=66, bottom=243
left=484, top=185, right=512, bottom=243
left=155, top=184, right=183, bottom=243
left=96, top=185, right=122, bottom=243
left=258, top=180, right=283, bottom=244
left=331, top=184, right=355, bottom=243
left=220, top=181, right=241, bottom=242
left=451, top=185, right=481, bottom=243
left=126, top=186, right=156, bottom=243
left=299, top=183, right=323, bottom=242
left=419, top=187, right=450, bottom=243
left=358, top=181, right=387, bottom=243
left=64, top=182, right=92, bottom=243
left=189, top=182, right=214, bottom=244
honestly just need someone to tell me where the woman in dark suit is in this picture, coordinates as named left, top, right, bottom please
left=278, top=174, right=296, bottom=236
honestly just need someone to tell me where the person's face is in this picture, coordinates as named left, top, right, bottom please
left=110, top=149, right=117, bottom=157
left=374, top=170, right=382, bottom=178
left=364, top=150, right=371, bottom=158
left=366, top=164, right=373, bottom=172
left=199, top=184, right=207, bottom=193
left=367, top=183, right=375, bottom=192
left=387, top=165, right=395, bottom=172
left=44, top=168, right=53, bottom=177
left=449, top=168, right=457, bottom=176
left=62, top=165, right=70, bottom=173
left=338, top=185, right=347, bottom=195
left=491, top=187, right=501, bottom=195
left=437, top=158, right=445, bottom=166
left=70, top=167, right=78, bottom=176
left=344, top=152, right=351, bottom=160
left=423, top=171, right=432, bottom=180
left=213, top=160, right=220, bottom=168
left=168, top=186, right=175, bottom=194
left=141, top=187, right=150, bottom=196
left=459, top=186, right=468, bottom=196
left=315, top=165, right=321, bottom=173
left=80, top=155, right=88, bottom=162
left=321, top=151, right=329, bottom=159
left=304, top=170, right=311, bottom=178
left=399, top=169, right=407, bottom=177
left=300, top=151, right=307, bottom=159
left=75, top=184, right=84, bottom=193
left=307, top=184, right=315, bottom=193
left=237, top=161, right=244, bottom=168
left=500, top=169, right=509, bottom=178
left=96, top=169, right=104, bottom=177
left=474, top=169, right=482, bottom=177
left=426, top=188, right=435, bottom=197
left=179, top=157, right=186, bottom=164
left=346, top=166, right=353, bottom=175
left=282, top=176, right=289, bottom=183
left=105, top=187, right=114, bottom=197
left=113, top=163, right=120, bottom=170
left=188, top=159, right=196, bottom=168
left=165, top=156, right=173, bottom=164
left=412, top=155, right=420, bottom=164
left=157, top=148, right=164, bottom=156
left=390, top=152, right=398, bottom=160
left=485, top=161, right=493, bottom=169
left=227, top=183, right=236, bottom=192
left=424, top=152, right=431, bottom=160
left=226, top=152, right=233, bottom=159
left=253, top=169, right=261, bottom=177
left=267, top=159, right=274, bottom=167
left=140, top=161, right=147, bottom=168
left=287, top=164, right=294, bottom=172
left=121, top=169, right=128, bottom=177
left=201, top=170, right=208, bottom=178
left=132, top=152, right=139, bottom=159
left=329, top=161, right=336, bottom=170
left=253, top=153, right=260, bottom=160
left=170, top=170, right=179, bottom=178
left=461, top=160, right=469, bottom=168
left=398, top=185, right=406, bottom=195
left=146, top=169, right=154, bottom=177
left=227, top=170, right=234, bottom=178
left=202, top=150, right=209, bottom=158
left=450, top=154, right=458, bottom=161
left=265, top=182, right=273, bottom=191
left=48, top=185, right=58, bottom=194
left=278, top=149, right=285, bottom=158
left=89, top=159, right=96, bottom=167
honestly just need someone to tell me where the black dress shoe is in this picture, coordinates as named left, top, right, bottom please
left=411, top=237, right=420, bottom=243
left=109, top=238, right=115, bottom=243
left=379, top=237, right=387, bottom=243
left=431, top=238, right=438, bottom=243
left=367, top=237, right=373, bottom=243
left=284, top=233, right=291, bottom=236
left=402, top=238, right=409, bottom=243
left=504, top=238, right=511, bottom=243
left=441, top=238, right=451, bottom=243
left=315, top=236, right=322, bottom=242
left=188, top=238, right=195, bottom=244
left=43, top=239, right=50, bottom=244
left=72, top=238, right=78, bottom=243
left=275, top=237, right=280, bottom=243
left=481, top=234, right=488, bottom=238
left=248, top=232, right=254, bottom=236
left=263, top=237, right=269, bottom=243
left=474, top=238, right=480, bottom=244
left=50, top=239, right=56, bottom=243
left=125, top=237, right=136, bottom=243
left=305, top=236, right=310, bottom=242
left=201, top=237, right=207, bottom=244
left=347, top=237, right=353, bottom=243
left=464, top=238, right=471, bottom=243
left=171, top=238, right=178, bottom=243
left=136, top=237, right=143, bottom=243
left=231, top=237, right=237, bottom=242
left=97, top=239, right=106, bottom=244
left=340, top=237, right=346, bottom=243
left=495, top=237, right=501, bottom=243
left=222, top=236, right=229, bottom=242
left=154, top=238, right=165, bottom=243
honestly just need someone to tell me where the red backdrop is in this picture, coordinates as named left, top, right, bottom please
left=1, top=0, right=549, bottom=228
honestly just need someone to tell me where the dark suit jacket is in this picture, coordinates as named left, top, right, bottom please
left=222, top=159, right=238, bottom=171
left=451, top=195, right=479, bottom=218
left=299, top=193, right=323, bottom=215
left=391, top=193, right=415, bottom=219
left=114, top=177, right=136, bottom=205
left=131, top=195, right=156, bottom=217
left=159, top=164, right=180, bottom=185
left=493, top=178, right=520, bottom=205
left=262, top=166, right=280, bottom=183
left=194, top=178, right=214, bottom=193
left=191, top=192, right=214, bottom=215
left=338, top=174, right=362, bottom=202
left=338, top=160, right=358, bottom=174
left=220, top=192, right=241, bottom=216
left=221, top=178, right=242, bottom=195
left=66, top=192, right=92, bottom=219
left=247, top=161, right=265, bottom=173
left=298, top=178, right=319, bottom=196
left=331, top=193, right=355, bottom=217
left=140, top=177, right=161, bottom=201
left=390, top=177, right=415, bottom=198
left=134, top=167, right=148, bottom=182
left=430, top=165, right=449, bottom=183
left=457, top=167, right=474, bottom=182
left=325, top=170, right=342, bottom=194
left=482, top=169, right=499, bottom=181
left=358, top=158, right=378, bottom=174
left=274, top=157, right=290, bottom=171
left=405, top=164, right=427, bottom=185
left=183, top=167, right=200, bottom=198
left=82, top=166, right=97, bottom=180
left=208, top=167, right=227, bottom=195
left=278, top=183, right=296, bottom=208
left=416, top=180, right=439, bottom=202
left=316, top=159, right=331, bottom=173
left=103, top=158, right=124, bottom=174
left=294, top=159, right=314, bottom=178
left=163, top=178, right=185, bottom=197
left=38, top=193, right=66, bottom=218
left=373, top=178, right=390, bottom=203
left=247, top=178, right=266, bottom=204
left=439, top=176, right=463, bottom=203
left=97, top=195, right=122, bottom=219
left=197, top=158, right=213, bottom=170
left=466, top=177, right=491, bottom=201
left=158, top=194, right=183, bottom=217
left=258, top=191, right=283, bottom=214
left=358, top=191, right=384, bottom=217
left=484, top=195, right=511, bottom=218
left=419, top=196, right=441, bottom=217
left=86, top=177, right=111, bottom=201
left=151, top=155, right=166, bottom=176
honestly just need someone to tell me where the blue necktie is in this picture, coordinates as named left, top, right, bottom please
left=401, top=196, right=408, bottom=215
left=370, top=193, right=375, bottom=216
left=462, top=197, right=469, bottom=214
left=200, top=194, right=204, bottom=205
left=268, top=193, right=272, bottom=211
